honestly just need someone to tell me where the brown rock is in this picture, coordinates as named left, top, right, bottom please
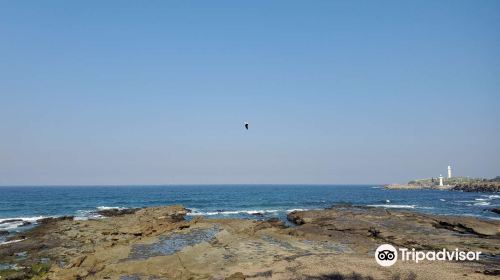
left=97, top=208, right=140, bottom=217
left=226, top=272, right=246, bottom=280
left=37, top=216, right=74, bottom=224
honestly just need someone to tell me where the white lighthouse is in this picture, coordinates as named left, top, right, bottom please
left=439, top=175, right=444, bottom=186
left=447, top=165, right=452, bottom=178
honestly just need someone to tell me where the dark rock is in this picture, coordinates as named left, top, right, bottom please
left=251, top=212, right=264, bottom=217
left=0, top=270, right=27, bottom=280
left=452, top=182, right=500, bottom=192
left=226, top=272, right=246, bottom=280
left=37, top=216, right=74, bottom=224
left=483, top=269, right=500, bottom=276
left=432, top=217, right=500, bottom=236
left=491, top=208, right=500, bottom=215
left=286, top=205, right=500, bottom=258
left=287, top=211, right=307, bottom=225
left=19, top=221, right=32, bottom=227
left=0, top=230, right=9, bottom=236
left=254, top=218, right=287, bottom=231
left=97, top=208, right=140, bottom=217
left=266, top=218, right=286, bottom=228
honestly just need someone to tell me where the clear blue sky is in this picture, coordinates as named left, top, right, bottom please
left=1, top=1, right=499, bottom=185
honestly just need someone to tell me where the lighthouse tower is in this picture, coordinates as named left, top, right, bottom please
left=439, top=175, right=444, bottom=186
left=447, top=165, right=452, bottom=179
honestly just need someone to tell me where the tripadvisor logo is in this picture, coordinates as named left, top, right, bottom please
left=375, top=244, right=481, bottom=267
left=375, top=244, right=398, bottom=267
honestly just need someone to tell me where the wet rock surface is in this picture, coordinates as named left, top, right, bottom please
left=97, top=208, right=142, bottom=217
left=0, top=205, right=499, bottom=279
left=452, top=182, right=500, bottom=192
left=127, top=225, right=220, bottom=260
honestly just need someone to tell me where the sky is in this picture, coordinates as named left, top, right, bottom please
left=0, top=0, right=499, bottom=185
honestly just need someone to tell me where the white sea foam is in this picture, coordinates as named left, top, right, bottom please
left=0, top=216, right=50, bottom=230
left=367, top=204, right=416, bottom=209
left=473, top=202, right=490, bottom=206
left=74, top=206, right=130, bottom=220
left=0, top=222, right=25, bottom=230
left=474, top=198, right=489, bottom=201
left=0, top=238, right=26, bottom=246
left=286, top=208, right=309, bottom=213
left=75, top=209, right=104, bottom=220
left=440, top=199, right=446, bottom=202
left=0, top=216, right=47, bottom=224
left=96, top=206, right=127, bottom=211
left=187, top=209, right=281, bottom=216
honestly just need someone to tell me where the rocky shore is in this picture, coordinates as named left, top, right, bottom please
left=0, top=205, right=499, bottom=279
left=452, top=182, right=500, bottom=193
left=385, top=177, right=500, bottom=192
left=384, top=184, right=452, bottom=190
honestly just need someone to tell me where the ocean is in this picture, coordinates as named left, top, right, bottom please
left=1, top=185, right=499, bottom=244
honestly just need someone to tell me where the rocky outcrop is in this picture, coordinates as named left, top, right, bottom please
left=287, top=205, right=499, bottom=275
left=1, top=205, right=499, bottom=280
left=452, top=182, right=500, bottom=192
left=384, top=184, right=452, bottom=190
left=96, top=207, right=141, bottom=217
left=37, top=216, right=74, bottom=224
left=492, top=208, right=500, bottom=215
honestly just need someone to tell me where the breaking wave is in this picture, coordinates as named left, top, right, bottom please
left=367, top=204, right=416, bottom=209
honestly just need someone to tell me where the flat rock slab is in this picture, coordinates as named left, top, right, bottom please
left=1, top=205, right=499, bottom=279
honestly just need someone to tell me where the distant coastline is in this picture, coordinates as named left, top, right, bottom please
left=385, top=176, right=500, bottom=192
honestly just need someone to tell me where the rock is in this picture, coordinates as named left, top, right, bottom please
left=97, top=208, right=140, bottom=217
left=254, top=218, right=287, bottom=231
left=19, top=221, right=32, bottom=227
left=37, top=216, right=74, bottom=224
left=491, top=208, right=500, bottom=215
left=0, top=230, right=9, bottom=235
left=287, top=205, right=500, bottom=256
left=265, top=218, right=286, bottom=228
left=1, top=204, right=498, bottom=280
left=384, top=184, right=452, bottom=190
left=0, top=271, right=27, bottom=280
left=226, top=272, right=246, bottom=280
left=433, top=216, right=500, bottom=236
left=69, top=255, right=87, bottom=268
left=452, top=182, right=500, bottom=192
left=251, top=212, right=264, bottom=217
left=287, top=211, right=313, bottom=225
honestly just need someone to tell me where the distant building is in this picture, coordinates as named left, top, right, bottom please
left=448, top=165, right=452, bottom=178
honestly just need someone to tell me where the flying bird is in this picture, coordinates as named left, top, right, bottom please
left=244, top=122, right=249, bottom=130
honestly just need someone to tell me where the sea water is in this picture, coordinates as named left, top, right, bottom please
left=0, top=185, right=498, bottom=243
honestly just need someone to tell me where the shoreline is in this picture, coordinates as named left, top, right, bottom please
left=384, top=184, right=453, bottom=190
left=2, top=197, right=500, bottom=246
left=1, top=205, right=499, bottom=279
left=384, top=178, right=500, bottom=192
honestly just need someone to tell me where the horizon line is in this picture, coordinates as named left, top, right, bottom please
left=0, top=183, right=386, bottom=187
